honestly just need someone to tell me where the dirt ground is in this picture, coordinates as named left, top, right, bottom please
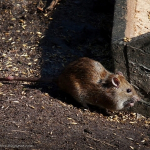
left=0, top=0, right=150, bottom=149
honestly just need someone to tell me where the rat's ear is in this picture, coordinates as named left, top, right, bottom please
left=116, top=71, right=123, bottom=76
left=112, top=77, right=120, bottom=87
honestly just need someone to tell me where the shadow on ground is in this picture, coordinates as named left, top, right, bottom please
left=38, top=0, right=116, bottom=105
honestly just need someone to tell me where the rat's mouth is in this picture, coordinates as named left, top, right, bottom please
left=123, top=99, right=135, bottom=108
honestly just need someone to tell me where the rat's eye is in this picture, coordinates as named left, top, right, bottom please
left=127, top=89, right=132, bottom=93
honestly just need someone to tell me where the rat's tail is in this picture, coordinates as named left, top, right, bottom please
left=0, top=76, right=52, bottom=82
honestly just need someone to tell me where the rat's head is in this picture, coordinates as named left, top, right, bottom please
left=107, top=72, right=140, bottom=110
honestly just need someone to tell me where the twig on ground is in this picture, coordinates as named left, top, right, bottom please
left=45, top=0, right=61, bottom=12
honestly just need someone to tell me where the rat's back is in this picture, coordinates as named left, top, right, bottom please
left=58, top=57, right=110, bottom=104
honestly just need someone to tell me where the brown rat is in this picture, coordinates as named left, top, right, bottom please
left=0, top=57, right=140, bottom=111
left=58, top=57, right=140, bottom=110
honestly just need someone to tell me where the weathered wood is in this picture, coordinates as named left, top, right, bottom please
left=112, top=0, right=150, bottom=117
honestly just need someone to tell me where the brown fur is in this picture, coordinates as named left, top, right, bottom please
left=58, top=57, right=140, bottom=110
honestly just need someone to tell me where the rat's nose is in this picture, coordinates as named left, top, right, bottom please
left=133, top=95, right=140, bottom=101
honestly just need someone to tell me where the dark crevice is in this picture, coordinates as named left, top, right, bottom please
left=137, top=86, right=150, bottom=100
left=123, top=45, right=130, bottom=82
